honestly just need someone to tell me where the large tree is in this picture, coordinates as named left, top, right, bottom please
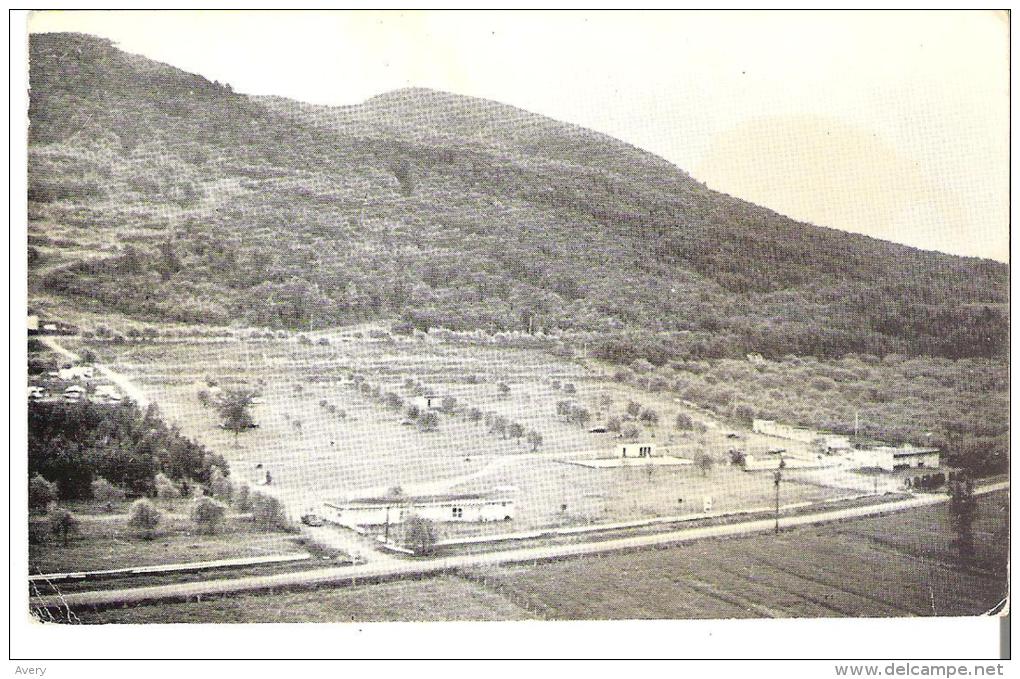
left=216, top=388, right=258, bottom=442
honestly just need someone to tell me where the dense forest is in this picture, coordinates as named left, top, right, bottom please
left=28, top=399, right=230, bottom=500
left=28, top=33, right=1008, bottom=361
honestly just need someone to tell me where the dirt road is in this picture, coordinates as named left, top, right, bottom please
left=30, top=481, right=1009, bottom=611
left=40, top=336, right=150, bottom=407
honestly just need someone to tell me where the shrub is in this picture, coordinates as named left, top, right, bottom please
left=233, top=483, right=253, bottom=512
left=251, top=492, right=288, bottom=531
left=626, top=401, right=642, bottom=417
left=606, top=416, right=623, bottom=433
left=404, top=515, right=437, bottom=555
left=563, top=383, right=576, bottom=395
left=192, top=496, right=228, bottom=534
left=90, top=476, right=126, bottom=505
left=675, top=413, right=694, bottom=431
left=154, top=472, right=181, bottom=502
left=508, top=422, right=526, bottom=441
left=29, top=474, right=57, bottom=512
left=497, top=382, right=511, bottom=398
left=49, top=508, right=80, bottom=546
left=418, top=411, right=440, bottom=432
left=527, top=430, right=544, bottom=452
left=128, top=498, right=162, bottom=538
left=639, top=408, right=660, bottom=425
left=209, top=467, right=233, bottom=501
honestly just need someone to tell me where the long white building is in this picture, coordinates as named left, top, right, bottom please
left=324, top=489, right=515, bottom=527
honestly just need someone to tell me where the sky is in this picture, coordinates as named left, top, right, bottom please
left=27, top=10, right=1010, bottom=262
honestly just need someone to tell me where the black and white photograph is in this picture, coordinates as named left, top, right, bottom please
left=13, top=7, right=1010, bottom=660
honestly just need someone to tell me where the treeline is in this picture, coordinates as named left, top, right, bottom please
left=28, top=399, right=229, bottom=500
left=609, top=354, right=1008, bottom=478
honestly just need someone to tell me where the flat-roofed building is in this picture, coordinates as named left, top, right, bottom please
left=323, top=489, right=515, bottom=527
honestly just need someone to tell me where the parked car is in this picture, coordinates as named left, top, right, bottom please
left=726, top=432, right=741, bottom=439
left=301, top=513, right=325, bottom=527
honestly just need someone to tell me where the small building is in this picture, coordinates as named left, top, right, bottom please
left=851, top=445, right=940, bottom=471
left=63, top=385, right=86, bottom=402
left=27, top=315, right=39, bottom=334
left=27, top=386, right=47, bottom=401
left=617, top=442, right=657, bottom=458
left=752, top=419, right=817, bottom=443
left=818, top=434, right=851, bottom=452
left=323, top=489, right=515, bottom=527
left=413, top=394, right=440, bottom=410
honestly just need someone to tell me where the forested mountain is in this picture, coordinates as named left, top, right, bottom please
left=28, top=33, right=1008, bottom=362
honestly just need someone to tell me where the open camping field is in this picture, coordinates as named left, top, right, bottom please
left=73, top=331, right=863, bottom=534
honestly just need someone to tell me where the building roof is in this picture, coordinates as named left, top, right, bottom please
left=328, top=490, right=510, bottom=508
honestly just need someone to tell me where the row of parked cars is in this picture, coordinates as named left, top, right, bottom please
left=28, top=383, right=124, bottom=403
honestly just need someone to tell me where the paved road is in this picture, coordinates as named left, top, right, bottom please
left=40, top=336, right=149, bottom=407
left=31, top=481, right=1008, bottom=610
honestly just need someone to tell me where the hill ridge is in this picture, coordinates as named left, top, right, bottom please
left=27, top=31, right=1008, bottom=362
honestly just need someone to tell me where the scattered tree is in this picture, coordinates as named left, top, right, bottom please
left=404, top=515, right=437, bottom=555
left=154, top=472, right=181, bottom=503
left=418, top=411, right=440, bottom=432
left=606, top=416, right=623, bottom=433
left=29, top=474, right=57, bottom=512
left=209, top=467, right=233, bottom=501
left=697, top=454, right=715, bottom=477
left=251, top=492, right=288, bottom=531
left=497, top=382, right=511, bottom=399
left=90, top=476, right=126, bottom=507
left=675, top=413, right=694, bottom=431
left=626, top=401, right=642, bottom=418
left=639, top=408, right=660, bottom=426
left=49, top=508, right=80, bottom=547
left=233, top=483, right=253, bottom=512
left=128, top=498, right=162, bottom=539
left=508, top=422, right=526, bottom=442
left=216, top=388, right=258, bottom=443
left=527, top=430, right=544, bottom=452
left=192, top=496, right=228, bottom=534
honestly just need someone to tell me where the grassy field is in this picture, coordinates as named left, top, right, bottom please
left=72, top=333, right=862, bottom=534
left=29, top=509, right=307, bottom=575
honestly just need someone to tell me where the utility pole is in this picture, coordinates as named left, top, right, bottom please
left=774, top=470, right=782, bottom=534
left=384, top=505, right=390, bottom=544
left=773, top=458, right=786, bottom=534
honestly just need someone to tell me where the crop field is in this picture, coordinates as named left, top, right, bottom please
left=73, top=575, right=536, bottom=624
left=71, top=332, right=870, bottom=532
left=457, top=490, right=1010, bottom=620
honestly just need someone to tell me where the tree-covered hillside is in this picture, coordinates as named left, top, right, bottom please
left=28, top=33, right=1008, bottom=361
